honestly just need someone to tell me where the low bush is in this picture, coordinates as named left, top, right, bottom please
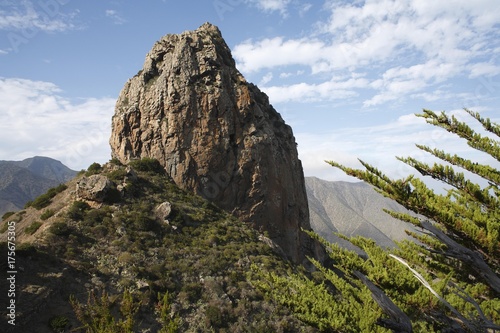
left=130, top=158, right=164, bottom=174
left=25, top=221, right=42, bottom=235
left=40, top=209, right=55, bottom=221
left=86, top=162, right=103, bottom=176
left=67, top=201, right=90, bottom=221
left=28, top=184, right=68, bottom=210
left=2, top=211, right=15, bottom=220
left=49, top=221, right=71, bottom=237
left=48, top=315, right=69, bottom=333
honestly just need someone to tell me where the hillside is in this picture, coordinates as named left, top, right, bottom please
left=0, top=157, right=77, bottom=216
left=306, top=177, right=416, bottom=248
left=0, top=159, right=318, bottom=333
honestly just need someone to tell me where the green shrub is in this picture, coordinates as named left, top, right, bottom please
left=49, top=221, right=71, bottom=236
left=17, top=243, right=37, bottom=256
left=205, top=305, right=227, bottom=328
left=40, top=209, right=55, bottom=221
left=25, top=221, right=42, bottom=235
left=2, top=211, right=15, bottom=220
left=29, top=184, right=68, bottom=210
left=67, top=201, right=90, bottom=221
left=83, top=208, right=109, bottom=227
left=0, top=221, right=8, bottom=234
left=86, top=162, right=103, bottom=176
left=107, top=169, right=128, bottom=182
left=48, top=315, right=69, bottom=333
left=110, top=157, right=123, bottom=166
left=30, top=193, right=53, bottom=210
left=130, top=158, right=164, bottom=174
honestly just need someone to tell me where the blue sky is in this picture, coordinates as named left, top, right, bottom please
left=0, top=0, right=499, bottom=182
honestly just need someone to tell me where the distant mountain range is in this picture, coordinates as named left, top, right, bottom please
left=0, top=156, right=77, bottom=216
left=305, top=177, right=416, bottom=248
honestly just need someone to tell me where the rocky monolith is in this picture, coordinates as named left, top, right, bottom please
left=110, top=23, right=317, bottom=263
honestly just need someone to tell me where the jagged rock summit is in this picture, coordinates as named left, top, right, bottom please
left=110, top=23, right=314, bottom=262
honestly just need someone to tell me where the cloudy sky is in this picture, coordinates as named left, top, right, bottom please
left=0, top=0, right=499, bottom=182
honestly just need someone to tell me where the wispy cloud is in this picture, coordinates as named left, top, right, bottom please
left=0, top=2, right=77, bottom=32
left=262, top=76, right=369, bottom=103
left=105, top=9, right=126, bottom=25
left=247, top=0, right=291, bottom=16
left=0, top=78, right=115, bottom=169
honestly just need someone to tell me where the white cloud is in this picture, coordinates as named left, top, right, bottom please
left=468, top=62, right=500, bottom=78
left=262, top=76, right=369, bottom=103
left=233, top=0, right=500, bottom=108
left=363, top=60, right=462, bottom=106
left=0, top=2, right=76, bottom=32
left=105, top=9, right=126, bottom=25
left=234, top=37, right=327, bottom=73
left=248, top=0, right=291, bottom=16
left=299, top=3, right=313, bottom=17
left=259, top=72, right=273, bottom=86
left=0, top=78, right=115, bottom=170
left=297, top=110, right=497, bottom=182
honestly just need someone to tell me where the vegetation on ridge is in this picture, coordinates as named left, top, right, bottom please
left=0, top=157, right=317, bottom=332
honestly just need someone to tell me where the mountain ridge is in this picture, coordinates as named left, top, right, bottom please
left=306, top=176, right=416, bottom=248
left=0, top=157, right=77, bottom=216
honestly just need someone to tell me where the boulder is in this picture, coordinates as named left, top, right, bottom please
left=76, top=175, right=114, bottom=203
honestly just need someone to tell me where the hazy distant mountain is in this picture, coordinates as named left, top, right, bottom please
left=305, top=177, right=416, bottom=248
left=0, top=156, right=77, bottom=216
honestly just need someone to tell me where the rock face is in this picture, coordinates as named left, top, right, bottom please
left=76, top=175, right=114, bottom=203
left=110, top=23, right=314, bottom=263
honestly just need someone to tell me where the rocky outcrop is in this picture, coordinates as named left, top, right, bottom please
left=76, top=175, right=114, bottom=203
left=155, top=201, right=172, bottom=222
left=109, top=23, right=315, bottom=263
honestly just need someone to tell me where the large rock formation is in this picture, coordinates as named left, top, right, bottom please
left=110, top=23, right=315, bottom=263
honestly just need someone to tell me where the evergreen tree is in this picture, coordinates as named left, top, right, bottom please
left=256, top=109, right=500, bottom=332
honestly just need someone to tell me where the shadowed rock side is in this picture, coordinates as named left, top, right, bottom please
left=110, top=23, right=316, bottom=263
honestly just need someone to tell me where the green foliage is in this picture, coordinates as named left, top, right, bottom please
left=86, top=162, right=103, bottom=176
left=129, top=157, right=164, bottom=174
left=48, top=315, right=69, bottom=333
left=67, top=201, right=91, bottom=221
left=25, top=221, right=42, bottom=235
left=253, top=109, right=500, bottom=333
left=2, top=211, right=15, bottom=220
left=205, top=304, right=227, bottom=328
left=303, top=109, right=500, bottom=331
left=49, top=221, right=71, bottom=236
left=156, top=292, right=180, bottom=333
left=70, top=290, right=139, bottom=333
left=54, top=161, right=312, bottom=331
left=107, top=169, right=128, bottom=183
left=0, top=221, right=8, bottom=233
left=40, top=209, right=55, bottom=221
left=27, top=184, right=68, bottom=210
left=109, top=157, right=123, bottom=166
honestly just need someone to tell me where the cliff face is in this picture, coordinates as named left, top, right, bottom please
left=109, top=23, right=313, bottom=262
